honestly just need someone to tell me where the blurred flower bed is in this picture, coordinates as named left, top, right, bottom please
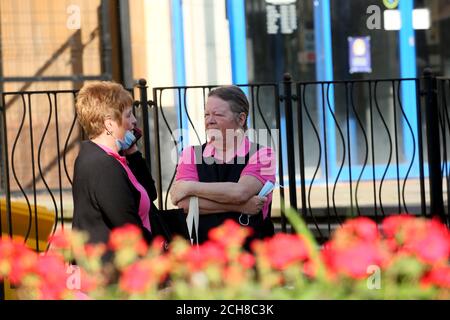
left=0, top=210, right=449, bottom=300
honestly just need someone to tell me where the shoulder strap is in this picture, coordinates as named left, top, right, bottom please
left=186, top=196, right=199, bottom=247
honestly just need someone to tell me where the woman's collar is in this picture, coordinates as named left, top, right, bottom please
left=93, top=141, right=127, bottom=164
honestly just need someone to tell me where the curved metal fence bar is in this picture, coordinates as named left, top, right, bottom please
left=320, top=83, right=332, bottom=235
left=374, top=81, right=393, bottom=218
left=183, top=88, right=202, bottom=146
left=327, top=83, right=345, bottom=223
left=297, top=83, right=324, bottom=241
left=303, top=84, right=324, bottom=235
left=151, top=87, right=163, bottom=211
left=350, top=82, right=369, bottom=218
left=10, top=94, right=33, bottom=242
left=415, top=79, right=427, bottom=217
left=36, top=93, right=59, bottom=251
left=63, top=92, right=78, bottom=186
left=255, top=86, right=276, bottom=147
left=391, top=81, right=402, bottom=215
left=156, top=88, right=179, bottom=210
left=368, top=82, right=379, bottom=222
left=252, top=84, right=282, bottom=228
left=397, top=81, right=417, bottom=215
left=53, top=93, right=64, bottom=231
left=27, top=93, right=40, bottom=252
left=345, top=83, right=355, bottom=217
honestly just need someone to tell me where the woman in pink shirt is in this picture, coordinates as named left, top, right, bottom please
left=73, top=82, right=156, bottom=246
left=170, top=86, right=276, bottom=246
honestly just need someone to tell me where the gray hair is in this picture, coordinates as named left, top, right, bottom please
left=208, top=86, right=249, bottom=131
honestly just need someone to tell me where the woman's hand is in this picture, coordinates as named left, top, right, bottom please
left=170, top=181, right=193, bottom=205
left=240, top=196, right=267, bottom=215
left=122, top=144, right=138, bottom=155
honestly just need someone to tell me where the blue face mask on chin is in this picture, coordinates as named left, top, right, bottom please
left=115, top=130, right=136, bottom=152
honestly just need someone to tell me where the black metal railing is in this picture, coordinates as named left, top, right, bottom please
left=437, top=76, right=450, bottom=227
left=286, top=75, right=433, bottom=241
left=1, top=71, right=449, bottom=258
left=146, top=71, right=450, bottom=241
left=0, top=90, right=80, bottom=252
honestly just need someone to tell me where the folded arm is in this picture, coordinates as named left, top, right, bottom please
left=176, top=195, right=266, bottom=215
left=171, top=175, right=263, bottom=205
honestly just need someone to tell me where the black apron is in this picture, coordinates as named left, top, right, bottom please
left=194, top=142, right=275, bottom=246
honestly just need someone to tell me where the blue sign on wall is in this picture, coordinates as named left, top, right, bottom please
left=348, top=36, right=372, bottom=74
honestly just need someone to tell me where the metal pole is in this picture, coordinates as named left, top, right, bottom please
left=0, top=103, right=4, bottom=300
left=137, top=79, right=151, bottom=171
left=423, top=68, right=445, bottom=222
left=0, top=95, right=11, bottom=300
left=282, top=74, right=298, bottom=216
left=118, top=0, right=134, bottom=88
left=415, top=79, right=427, bottom=217
left=274, top=84, right=286, bottom=232
left=296, top=84, right=308, bottom=222
left=100, top=0, right=113, bottom=80
left=0, top=95, right=11, bottom=237
left=152, top=88, right=163, bottom=210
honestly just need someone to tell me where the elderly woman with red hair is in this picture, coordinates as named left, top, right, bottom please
left=72, top=81, right=157, bottom=245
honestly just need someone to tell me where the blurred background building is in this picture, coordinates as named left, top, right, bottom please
left=1, top=0, right=448, bottom=92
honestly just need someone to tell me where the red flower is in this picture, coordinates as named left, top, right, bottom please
left=322, top=240, right=387, bottom=279
left=405, top=223, right=448, bottom=264
left=108, top=224, right=148, bottom=255
left=208, top=219, right=252, bottom=248
left=65, top=265, right=102, bottom=294
left=381, top=215, right=416, bottom=239
left=79, top=268, right=102, bottom=293
left=223, top=265, right=246, bottom=285
left=119, top=256, right=169, bottom=295
left=33, top=253, right=71, bottom=299
left=119, top=259, right=155, bottom=295
left=382, top=216, right=450, bottom=264
left=9, top=247, right=38, bottom=285
left=0, top=237, right=19, bottom=277
left=410, top=219, right=449, bottom=264
left=421, top=265, right=450, bottom=289
left=253, top=233, right=309, bottom=270
left=150, top=236, right=167, bottom=253
left=302, top=260, right=316, bottom=278
left=335, top=217, right=380, bottom=245
left=238, top=253, right=255, bottom=269
left=0, top=237, right=38, bottom=285
left=323, top=217, right=389, bottom=279
left=183, top=242, right=228, bottom=272
left=48, top=230, right=71, bottom=250
left=84, top=243, right=107, bottom=260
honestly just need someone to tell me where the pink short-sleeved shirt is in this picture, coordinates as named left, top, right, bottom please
left=97, top=144, right=151, bottom=232
left=175, top=137, right=276, bottom=218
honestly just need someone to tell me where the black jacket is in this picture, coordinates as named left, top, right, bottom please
left=72, top=141, right=156, bottom=244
